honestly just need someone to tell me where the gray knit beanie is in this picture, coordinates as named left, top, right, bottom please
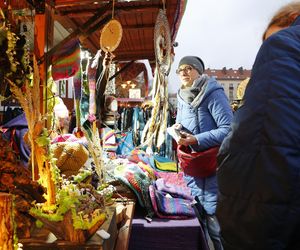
left=178, top=56, right=205, bottom=75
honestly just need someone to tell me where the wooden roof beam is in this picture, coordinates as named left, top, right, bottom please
left=115, top=50, right=155, bottom=61
left=54, top=0, right=155, bottom=8
left=122, top=24, right=153, bottom=30
left=58, top=4, right=162, bottom=17
left=54, top=0, right=109, bottom=8
left=39, top=3, right=111, bottom=63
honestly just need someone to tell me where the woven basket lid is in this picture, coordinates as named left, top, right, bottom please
left=100, top=19, right=123, bottom=52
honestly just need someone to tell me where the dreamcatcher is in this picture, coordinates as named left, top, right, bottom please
left=93, top=0, right=123, bottom=122
left=140, top=6, right=172, bottom=153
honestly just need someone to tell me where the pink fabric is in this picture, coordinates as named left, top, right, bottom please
left=51, top=134, right=78, bottom=143
left=157, top=172, right=188, bottom=188
left=156, top=172, right=192, bottom=200
left=51, top=134, right=87, bottom=145
left=155, top=178, right=193, bottom=201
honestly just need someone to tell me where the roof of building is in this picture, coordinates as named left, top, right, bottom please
left=206, top=67, right=251, bottom=80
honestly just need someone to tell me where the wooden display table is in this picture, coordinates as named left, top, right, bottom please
left=20, top=206, right=117, bottom=250
left=114, top=200, right=135, bottom=250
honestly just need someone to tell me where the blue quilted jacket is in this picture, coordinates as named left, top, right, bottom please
left=176, top=76, right=233, bottom=214
left=217, top=17, right=300, bottom=250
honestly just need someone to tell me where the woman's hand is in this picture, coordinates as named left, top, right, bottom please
left=173, top=123, right=183, bottom=130
left=177, top=131, right=198, bottom=146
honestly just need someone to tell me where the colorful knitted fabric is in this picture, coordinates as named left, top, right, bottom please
left=155, top=178, right=193, bottom=201
left=149, top=185, right=189, bottom=219
left=127, top=149, right=151, bottom=165
left=100, top=127, right=118, bottom=152
left=73, top=68, right=82, bottom=100
left=114, top=164, right=144, bottom=206
left=126, top=172, right=142, bottom=193
left=157, top=171, right=188, bottom=190
left=153, top=182, right=195, bottom=217
left=154, top=154, right=177, bottom=172
left=114, top=163, right=154, bottom=218
left=137, top=162, right=157, bottom=180
left=100, top=128, right=116, bottom=143
left=51, top=38, right=81, bottom=81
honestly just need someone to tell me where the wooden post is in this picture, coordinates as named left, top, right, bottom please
left=35, top=144, right=56, bottom=205
left=34, top=13, right=46, bottom=116
left=0, top=193, right=14, bottom=250
left=34, top=2, right=54, bottom=117
left=33, top=3, right=56, bottom=205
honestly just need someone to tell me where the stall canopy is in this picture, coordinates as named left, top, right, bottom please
left=0, top=0, right=187, bottom=64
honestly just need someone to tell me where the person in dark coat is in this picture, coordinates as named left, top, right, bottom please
left=217, top=3, right=300, bottom=249
left=173, top=56, right=233, bottom=250
left=0, top=113, right=30, bottom=166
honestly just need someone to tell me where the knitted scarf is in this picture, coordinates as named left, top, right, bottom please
left=179, top=74, right=209, bottom=108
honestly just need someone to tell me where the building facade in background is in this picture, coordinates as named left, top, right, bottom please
left=206, top=67, right=251, bottom=102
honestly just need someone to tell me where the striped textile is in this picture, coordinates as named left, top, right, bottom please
left=51, top=38, right=81, bottom=81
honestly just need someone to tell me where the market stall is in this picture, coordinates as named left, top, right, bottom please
left=0, top=1, right=208, bottom=249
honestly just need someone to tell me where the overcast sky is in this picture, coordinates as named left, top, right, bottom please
left=167, top=0, right=294, bottom=93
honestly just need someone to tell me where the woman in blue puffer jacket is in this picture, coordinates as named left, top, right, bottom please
left=172, top=56, right=233, bottom=250
left=217, top=3, right=300, bottom=250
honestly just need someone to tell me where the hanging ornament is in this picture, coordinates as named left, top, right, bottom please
left=154, top=8, right=171, bottom=75
left=100, top=19, right=123, bottom=52
left=100, top=0, right=123, bottom=52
